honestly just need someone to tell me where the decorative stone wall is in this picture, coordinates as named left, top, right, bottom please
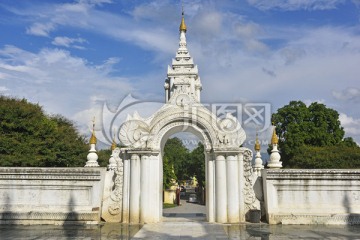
left=262, top=169, right=360, bottom=224
left=0, top=167, right=106, bottom=225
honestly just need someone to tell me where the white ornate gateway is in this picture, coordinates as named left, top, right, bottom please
left=108, top=12, right=256, bottom=224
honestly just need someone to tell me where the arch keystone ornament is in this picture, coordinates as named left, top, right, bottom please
left=113, top=12, right=257, bottom=224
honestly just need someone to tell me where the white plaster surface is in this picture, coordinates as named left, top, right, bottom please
left=0, top=167, right=106, bottom=224
left=263, top=169, right=360, bottom=224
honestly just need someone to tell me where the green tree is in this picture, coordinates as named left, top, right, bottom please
left=290, top=145, right=360, bottom=168
left=339, top=137, right=358, bottom=148
left=163, top=137, right=190, bottom=181
left=189, top=143, right=205, bottom=188
left=272, top=100, right=358, bottom=168
left=163, top=138, right=206, bottom=189
left=97, top=148, right=112, bottom=167
left=163, top=155, right=177, bottom=189
left=0, top=96, right=88, bottom=167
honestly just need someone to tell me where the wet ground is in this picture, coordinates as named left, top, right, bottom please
left=1, top=201, right=360, bottom=239
left=1, top=222, right=360, bottom=239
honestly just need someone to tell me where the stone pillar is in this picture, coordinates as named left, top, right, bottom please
left=226, top=155, right=239, bottom=223
left=150, top=154, right=161, bottom=222
left=169, top=77, right=174, bottom=97
left=195, top=86, right=201, bottom=102
left=122, top=156, right=130, bottom=223
left=158, top=154, right=163, bottom=221
left=164, top=83, right=169, bottom=103
left=140, top=154, right=149, bottom=223
left=238, top=152, right=245, bottom=222
left=215, top=154, right=227, bottom=223
left=207, top=154, right=215, bottom=222
left=130, top=154, right=140, bottom=223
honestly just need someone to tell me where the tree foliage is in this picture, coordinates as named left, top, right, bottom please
left=290, top=145, right=360, bottom=169
left=0, top=96, right=88, bottom=167
left=163, top=138, right=205, bottom=188
left=163, top=155, right=177, bottom=189
left=163, top=138, right=191, bottom=181
left=272, top=101, right=359, bottom=168
left=189, top=142, right=205, bottom=188
left=97, top=149, right=112, bottom=167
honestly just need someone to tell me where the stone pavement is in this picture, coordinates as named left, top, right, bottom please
left=1, top=221, right=360, bottom=239
left=132, top=199, right=360, bottom=239
left=132, top=222, right=228, bottom=239
left=1, top=200, right=360, bottom=239
left=131, top=222, right=360, bottom=240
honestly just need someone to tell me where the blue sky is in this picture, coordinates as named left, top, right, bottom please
left=1, top=0, right=360, bottom=150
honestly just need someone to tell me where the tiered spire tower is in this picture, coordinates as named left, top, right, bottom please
left=164, top=10, right=202, bottom=104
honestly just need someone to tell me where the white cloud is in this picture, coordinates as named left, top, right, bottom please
left=78, top=0, right=113, bottom=5
left=23, top=1, right=112, bottom=37
left=339, top=113, right=360, bottom=144
left=26, top=22, right=55, bottom=37
left=332, top=88, right=360, bottom=102
left=352, top=0, right=360, bottom=7
left=19, top=1, right=177, bottom=58
left=0, top=86, right=9, bottom=92
left=303, top=99, right=325, bottom=106
left=0, top=45, right=135, bottom=131
left=2, top=0, right=360, bottom=148
left=247, top=0, right=346, bottom=11
left=52, top=36, right=87, bottom=48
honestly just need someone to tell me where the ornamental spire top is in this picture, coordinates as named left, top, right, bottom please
left=89, top=117, right=97, bottom=145
left=179, top=9, right=187, bottom=32
left=271, top=126, right=278, bottom=145
left=254, top=132, right=261, bottom=151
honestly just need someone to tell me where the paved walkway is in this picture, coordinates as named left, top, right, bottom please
left=163, top=198, right=206, bottom=222
left=133, top=222, right=227, bottom=239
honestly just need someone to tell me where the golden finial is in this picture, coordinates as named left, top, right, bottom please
left=90, top=117, right=97, bottom=145
left=111, top=131, right=116, bottom=150
left=271, top=126, right=278, bottom=145
left=254, top=132, right=261, bottom=151
left=179, top=7, right=187, bottom=32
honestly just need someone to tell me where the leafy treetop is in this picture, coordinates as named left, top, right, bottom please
left=271, top=100, right=359, bottom=168
left=0, top=96, right=88, bottom=167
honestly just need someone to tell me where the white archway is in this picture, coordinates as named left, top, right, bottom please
left=104, top=12, right=257, bottom=224
left=117, top=102, right=255, bottom=224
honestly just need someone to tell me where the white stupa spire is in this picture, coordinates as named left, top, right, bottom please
left=164, top=10, right=202, bottom=104
left=85, top=117, right=99, bottom=167
left=268, top=125, right=282, bottom=169
left=253, top=133, right=264, bottom=176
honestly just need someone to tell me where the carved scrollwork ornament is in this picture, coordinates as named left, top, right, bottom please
left=119, top=120, right=150, bottom=148
left=108, top=204, right=121, bottom=215
left=242, top=148, right=257, bottom=210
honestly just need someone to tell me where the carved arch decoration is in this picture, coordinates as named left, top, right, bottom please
left=119, top=102, right=247, bottom=151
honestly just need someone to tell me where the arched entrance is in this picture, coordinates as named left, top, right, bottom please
left=118, top=100, right=254, bottom=223
left=113, top=12, right=256, bottom=224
